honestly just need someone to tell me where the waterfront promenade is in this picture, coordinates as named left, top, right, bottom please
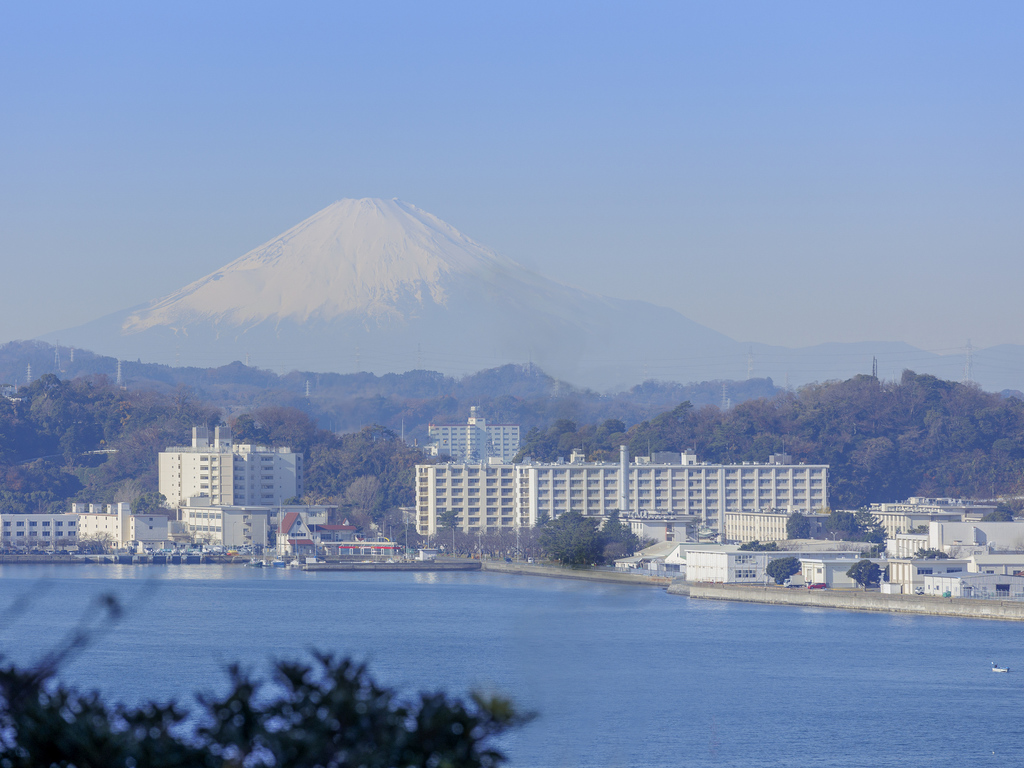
left=672, top=581, right=1024, bottom=622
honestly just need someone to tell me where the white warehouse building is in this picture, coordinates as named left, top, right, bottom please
left=159, top=426, right=303, bottom=508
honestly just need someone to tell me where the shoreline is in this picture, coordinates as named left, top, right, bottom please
left=671, top=581, right=1024, bottom=622
left=481, top=560, right=671, bottom=586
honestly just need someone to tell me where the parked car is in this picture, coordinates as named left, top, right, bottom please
left=807, top=583, right=828, bottom=589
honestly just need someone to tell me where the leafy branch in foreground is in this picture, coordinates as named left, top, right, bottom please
left=0, top=652, right=530, bottom=768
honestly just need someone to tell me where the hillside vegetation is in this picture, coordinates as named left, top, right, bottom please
left=0, top=365, right=1021, bottom=515
left=518, top=372, right=1024, bottom=509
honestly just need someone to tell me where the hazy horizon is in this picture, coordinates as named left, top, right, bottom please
left=3, top=2, right=1023, bottom=360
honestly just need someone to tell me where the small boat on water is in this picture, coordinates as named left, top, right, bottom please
left=247, top=558, right=264, bottom=568
left=992, top=662, right=1010, bottom=673
left=272, top=559, right=287, bottom=568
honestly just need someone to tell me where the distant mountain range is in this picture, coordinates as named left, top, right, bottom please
left=38, top=198, right=1024, bottom=392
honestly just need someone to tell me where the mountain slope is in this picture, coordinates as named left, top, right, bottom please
left=43, top=198, right=735, bottom=387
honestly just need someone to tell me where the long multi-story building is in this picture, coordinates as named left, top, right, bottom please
left=1, top=511, right=78, bottom=548
left=415, top=448, right=828, bottom=537
left=426, top=407, right=520, bottom=463
left=159, top=426, right=303, bottom=507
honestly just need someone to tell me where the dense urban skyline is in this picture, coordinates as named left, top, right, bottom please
left=2, top=2, right=1023, bottom=359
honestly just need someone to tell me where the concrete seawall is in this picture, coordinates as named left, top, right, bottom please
left=304, top=561, right=481, bottom=572
left=482, top=561, right=671, bottom=586
left=670, top=581, right=1024, bottom=622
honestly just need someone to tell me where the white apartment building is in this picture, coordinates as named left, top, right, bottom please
left=159, top=426, right=303, bottom=507
left=427, top=407, right=520, bottom=463
left=0, top=512, right=78, bottom=548
left=416, top=460, right=518, bottom=534
left=415, top=448, right=828, bottom=536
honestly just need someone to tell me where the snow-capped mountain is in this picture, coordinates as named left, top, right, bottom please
left=45, top=198, right=737, bottom=387
left=43, top=198, right=983, bottom=390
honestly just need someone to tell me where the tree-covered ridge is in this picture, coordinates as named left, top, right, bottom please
left=0, top=375, right=427, bottom=522
left=515, top=372, right=1024, bottom=509
left=0, top=340, right=778, bottom=437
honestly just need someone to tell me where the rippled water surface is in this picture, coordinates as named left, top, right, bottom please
left=1, top=564, right=1022, bottom=767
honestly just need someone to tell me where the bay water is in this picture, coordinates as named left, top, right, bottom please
left=1, top=564, right=1022, bottom=767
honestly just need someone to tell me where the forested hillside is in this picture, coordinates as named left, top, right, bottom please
left=0, top=340, right=778, bottom=435
left=2, top=365, right=1022, bottom=516
left=517, top=372, right=1024, bottom=508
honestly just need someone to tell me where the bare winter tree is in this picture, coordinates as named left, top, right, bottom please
left=113, top=479, right=145, bottom=504
left=345, top=476, right=382, bottom=518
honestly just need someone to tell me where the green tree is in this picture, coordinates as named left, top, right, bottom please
left=786, top=512, right=811, bottom=540
left=599, top=511, right=641, bottom=560
left=914, top=548, right=949, bottom=560
left=982, top=508, right=1014, bottom=522
left=538, top=511, right=603, bottom=566
left=766, top=556, right=801, bottom=585
left=846, top=559, right=881, bottom=588
left=130, top=491, right=167, bottom=515
left=0, top=653, right=526, bottom=768
left=739, top=540, right=779, bottom=551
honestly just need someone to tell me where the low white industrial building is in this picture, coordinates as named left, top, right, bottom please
left=968, top=553, right=1024, bottom=576
left=886, top=558, right=971, bottom=595
left=923, top=573, right=1024, bottom=599
left=684, top=548, right=859, bottom=584
left=800, top=557, right=881, bottom=589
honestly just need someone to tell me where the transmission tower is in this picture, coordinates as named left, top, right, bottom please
left=721, top=383, right=731, bottom=411
left=747, top=346, right=754, bottom=380
left=116, top=360, right=123, bottom=387
left=964, top=339, right=974, bottom=385
left=69, top=347, right=74, bottom=364
left=872, top=356, right=878, bottom=379
left=25, top=363, right=31, bottom=385
left=416, top=343, right=423, bottom=370
left=54, top=343, right=62, bottom=373
left=305, top=380, right=311, bottom=398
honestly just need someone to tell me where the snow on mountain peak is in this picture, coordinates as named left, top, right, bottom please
left=123, top=198, right=520, bottom=332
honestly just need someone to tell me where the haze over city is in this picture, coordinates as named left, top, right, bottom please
left=3, top=2, right=1023, bottom=377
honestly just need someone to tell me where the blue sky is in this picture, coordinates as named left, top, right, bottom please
left=2, top=2, right=1022, bottom=353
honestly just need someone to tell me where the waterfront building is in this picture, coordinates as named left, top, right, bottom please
left=800, top=557, right=883, bottom=589
left=968, top=553, right=1024, bottom=576
left=922, top=572, right=1024, bottom=599
left=179, top=499, right=335, bottom=551
left=886, top=558, right=971, bottom=595
left=0, top=511, right=78, bottom=548
left=426, top=407, right=520, bottom=463
left=868, top=497, right=996, bottom=538
left=158, top=426, right=303, bottom=508
left=73, top=502, right=172, bottom=550
left=684, top=547, right=856, bottom=584
left=415, top=448, right=828, bottom=537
